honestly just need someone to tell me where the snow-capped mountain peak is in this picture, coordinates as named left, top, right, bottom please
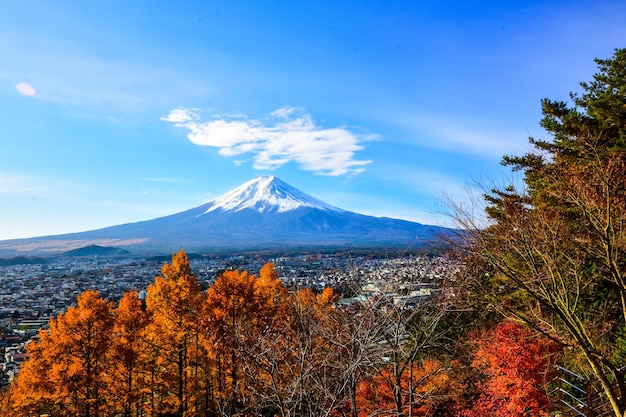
left=203, top=176, right=342, bottom=214
left=0, top=175, right=446, bottom=255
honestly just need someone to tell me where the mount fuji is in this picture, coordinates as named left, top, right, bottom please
left=0, top=176, right=449, bottom=255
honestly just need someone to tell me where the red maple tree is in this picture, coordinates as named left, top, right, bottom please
left=461, top=320, right=557, bottom=417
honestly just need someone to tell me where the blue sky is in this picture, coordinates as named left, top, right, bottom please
left=1, top=1, right=625, bottom=240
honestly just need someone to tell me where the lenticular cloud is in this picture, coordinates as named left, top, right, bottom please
left=161, top=107, right=371, bottom=176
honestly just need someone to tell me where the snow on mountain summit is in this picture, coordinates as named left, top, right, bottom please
left=203, top=176, right=343, bottom=214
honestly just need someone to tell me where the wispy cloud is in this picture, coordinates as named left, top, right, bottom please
left=384, top=165, right=471, bottom=201
left=387, top=111, right=532, bottom=159
left=0, top=33, right=214, bottom=116
left=161, top=107, right=372, bottom=176
left=0, top=173, right=56, bottom=196
left=429, top=125, right=530, bottom=158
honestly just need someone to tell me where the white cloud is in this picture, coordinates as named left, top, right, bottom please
left=270, top=106, right=297, bottom=119
left=160, top=108, right=198, bottom=124
left=162, top=107, right=372, bottom=176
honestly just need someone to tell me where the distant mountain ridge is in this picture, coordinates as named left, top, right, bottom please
left=0, top=176, right=449, bottom=255
left=62, top=245, right=131, bottom=257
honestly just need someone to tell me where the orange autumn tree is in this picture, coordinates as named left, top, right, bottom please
left=11, top=290, right=114, bottom=417
left=355, top=358, right=453, bottom=417
left=205, top=268, right=257, bottom=413
left=256, top=262, right=288, bottom=316
left=203, top=263, right=351, bottom=417
left=0, top=384, right=17, bottom=417
left=460, top=320, right=556, bottom=417
left=204, top=265, right=285, bottom=415
left=8, top=328, right=57, bottom=416
left=145, top=249, right=205, bottom=417
left=238, top=284, right=346, bottom=417
left=205, top=262, right=348, bottom=417
left=225, top=263, right=294, bottom=416
left=107, top=290, right=151, bottom=417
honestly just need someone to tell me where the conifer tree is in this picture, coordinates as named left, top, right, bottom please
left=107, top=290, right=151, bottom=417
left=11, top=290, right=114, bottom=417
left=145, top=249, right=205, bottom=417
left=454, top=48, right=626, bottom=416
left=204, top=268, right=264, bottom=414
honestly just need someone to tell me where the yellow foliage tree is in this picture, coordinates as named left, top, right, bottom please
left=145, top=249, right=205, bottom=417
left=11, top=289, right=114, bottom=417
left=107, top=290, right=151, bottom=417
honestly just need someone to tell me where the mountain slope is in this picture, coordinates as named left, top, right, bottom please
left=62, top=245, right=131, bottom=257
left=0, top=176, right=449, bottom=255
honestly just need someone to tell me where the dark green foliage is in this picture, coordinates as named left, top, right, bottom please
left=0, top=256, right=48, bottom=266
left=454, top=48, right=626, bottom=417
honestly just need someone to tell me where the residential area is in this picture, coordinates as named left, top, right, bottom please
left=0, top=251, right=460, bottom=387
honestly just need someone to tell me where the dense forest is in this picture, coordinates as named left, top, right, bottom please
left=1, top=48, right=626, bottom=417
